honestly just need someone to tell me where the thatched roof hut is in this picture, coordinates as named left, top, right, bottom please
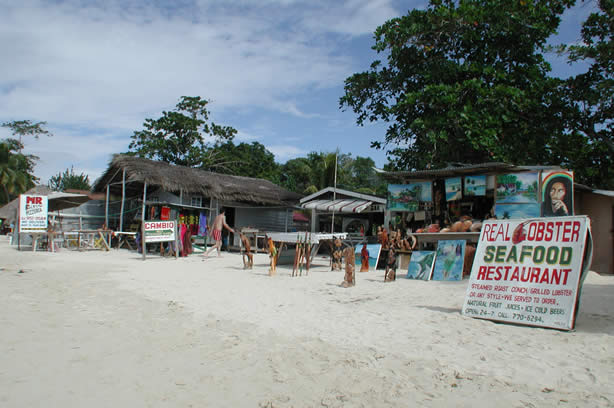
left=92, top=155, right=301, bottom=206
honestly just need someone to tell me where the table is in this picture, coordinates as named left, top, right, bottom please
left=240, top=228, right=267, bottom=253
left=73, top=229, right=113, bottom=251
left=267, top=232, right=348, bottom=266
left=114, top=231, right=137, bottom=250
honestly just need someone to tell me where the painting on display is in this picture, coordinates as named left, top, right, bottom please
left=354, top=243, right=382, bottom=270
left=541, top=171, right=574, bottom=217
left=407, top=251, right=436, bottom=280
left=464, top=175, right=486, bottom=197
left=432, top=240, right=466, bottom=281
left=495, top=203, right=541, bottom=219
left=496, top=172, right=539, bottom=204
left=387, top=183, right=432, bottom=211
left=445, top=177, right=462, bottom=201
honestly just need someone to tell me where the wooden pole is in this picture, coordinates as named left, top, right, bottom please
left=119, top=168, right=126, bottom=232
left=141, top=182, right=147, bottom=261
left=105, top=184, right=109, bottom=228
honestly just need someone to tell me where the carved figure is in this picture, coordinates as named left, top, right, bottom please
left=341, top=247, right=355, bottom=287
left=360, top=243, right=369, bottom=272
left=239, top=232, right=253, bottom=269
left=385, top=246, right=397, bottom=282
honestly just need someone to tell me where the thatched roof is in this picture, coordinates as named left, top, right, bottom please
left=92, top=155, right=302, bottom=206
left=0, top=186, right=53, bottom=223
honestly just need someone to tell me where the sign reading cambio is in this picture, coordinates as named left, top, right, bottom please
left=462, top=216, right=590, bottom=330
left=143, top=220, right=176, bottom=243
left=19, top=195, right=48, bottom=232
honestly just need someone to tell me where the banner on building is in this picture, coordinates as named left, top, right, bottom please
left=19, top=195, right=48, bottom=232
left=462, top=216, right=592, bottom=330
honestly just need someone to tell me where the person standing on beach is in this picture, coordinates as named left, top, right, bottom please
left=204, top=209, right=234, bottom=258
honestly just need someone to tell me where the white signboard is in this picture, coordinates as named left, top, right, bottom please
left=19, top=195, right=48, bottom=232
left=143, top=220, right=176, bottom=243
left=462, top=216, right=591, bottom=330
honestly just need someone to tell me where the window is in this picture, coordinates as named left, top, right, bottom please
left=191, top=196, right=203, bottom=207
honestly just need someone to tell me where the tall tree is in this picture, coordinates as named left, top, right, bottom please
left=0, top=139, right=38, bottom=205
left=129, top=96, right=237, bottom=167
left=204, top=141, right=280, bottom=182
left=48, top=166, right=92, bottom=192
left=280, top=151, right=386, bottom=196
left=558, top=0, right=613, bottom=188
left=340, top=0, right=574, bottom=171
left=1, top=120, right=52, bottom=153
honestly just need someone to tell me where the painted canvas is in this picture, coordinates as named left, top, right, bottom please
left=496, top=172, right=538, bottom=204
left=495, top=203, right=540, bottom=219
left=445, top=177, right=462, bottom=201
left=541, top=171, right=574, bottom=217
left=432, top=240, right=466, bottom=281
left=407, top=251, right=436, bottom=280
left=387, top=183, right=432, bottom=211
left=354, top=243, right=382, bottom=270
left=464, top=175, right=486, bottom=197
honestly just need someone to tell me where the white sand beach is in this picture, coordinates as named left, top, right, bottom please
left=1, top=237, right=613, bottom=407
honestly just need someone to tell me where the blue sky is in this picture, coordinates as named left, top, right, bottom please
left=0, top=0, right=597, bottom=185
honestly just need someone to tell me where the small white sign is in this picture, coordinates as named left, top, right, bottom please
left=19, top=195, right=48, bottom=232
left=143, top=220, right=176, bottom=243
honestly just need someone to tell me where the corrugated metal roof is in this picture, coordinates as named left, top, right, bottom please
left=380, top=162, right=563, bottom=181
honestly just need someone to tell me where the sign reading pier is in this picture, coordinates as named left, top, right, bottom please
left=462, top=216, right=591, bottom=330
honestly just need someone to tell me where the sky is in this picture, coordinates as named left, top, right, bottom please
left=0, top=0, right=598, bottom=185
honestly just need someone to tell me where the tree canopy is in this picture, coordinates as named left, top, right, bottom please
left=340, top=1, right=575, bottom=167
left=0, top=139, right=38, bottom=205
left=558, top=0, right=613, bottom=188
left=205, top=141, right=280, bottom=182
left=0, top=120, right=48, bottom=205
left=279, top=151, right=386, bottom=196
left=128, top=96, right=237, bottom=167
left=48, top=166, right=92, bottom=192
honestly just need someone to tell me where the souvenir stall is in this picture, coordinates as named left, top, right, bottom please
left=380, top=163, right=575, bottom=280
left=92, top=154, right=301, bottom=257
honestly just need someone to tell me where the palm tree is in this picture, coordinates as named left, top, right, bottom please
left=0, top=141, right=35, bottom=205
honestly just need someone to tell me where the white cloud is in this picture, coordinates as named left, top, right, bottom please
left=265, top=144, right=307, bottom=161
left=0, top=0, right=405, bottom=180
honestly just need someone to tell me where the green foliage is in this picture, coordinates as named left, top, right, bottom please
left=340, top=0, right=574, bottom=170
left=129, top=96, right=237, bottom=167
left=203, top=141, right=280, bottom=182
left=557, top=0, right=613, bottom=188
left=0, top=120, right=47, bottom=203
left=1, top=120, right=52, bottom=153
left=280, top=151, right=386, bottom=195
left=0, top=139, right=38, bottom=205
left=48, top=166, right=92, bottom=192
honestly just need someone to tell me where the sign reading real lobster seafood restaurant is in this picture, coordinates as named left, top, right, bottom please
left=143, top=220, right=176, bottom=243
left=19, top=194, right=48, bottom=232
left=462, top=216, right=591, bottom=330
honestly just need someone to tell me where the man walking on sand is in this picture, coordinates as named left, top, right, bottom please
left=204, top=208, right=234, bottom=258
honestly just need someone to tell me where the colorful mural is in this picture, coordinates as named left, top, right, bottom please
left=354, top=243, right=382, bottom=269
left=464, top=175, right=486, bottom=197
left=432, top=240, right=466, bottom=281
left=407, top=251, right=436, bottom=280
left=445, top=177, right=462, bottom=201
left=387, top=183, right=432, bottom=211
left=496, top=172, right=538, bottom=204
left=541, top=171, right=574, bottom=217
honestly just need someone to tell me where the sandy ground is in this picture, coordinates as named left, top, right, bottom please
left=1, top=237, right=613, bottom=408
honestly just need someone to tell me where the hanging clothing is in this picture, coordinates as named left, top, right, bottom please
left=198, top=213, right=208, bottom=236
